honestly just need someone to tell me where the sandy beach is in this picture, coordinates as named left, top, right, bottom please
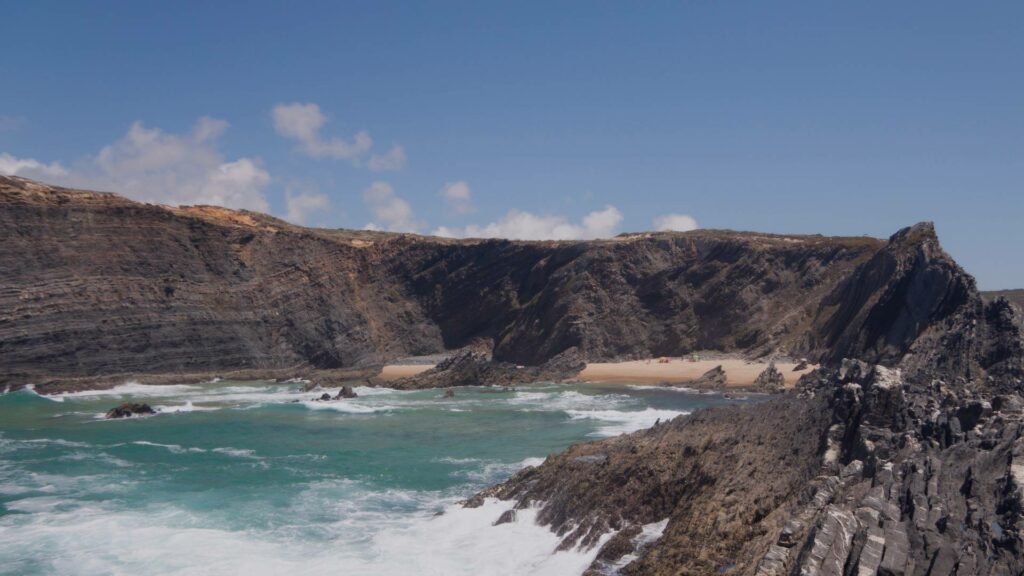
left=376, top=364, right=434, bottom=380
left=378, top=357, right=814, bottom=389
left=574, top=358, right=814, bottom=389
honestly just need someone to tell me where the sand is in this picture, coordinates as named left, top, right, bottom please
left=377, top=356, right=815, bottom=389
left=376, top=364, right=434, bottom=380
left=575, top=358, right=814, bottom=389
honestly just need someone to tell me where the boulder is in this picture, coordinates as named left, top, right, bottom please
left=688, top=365, right=727, bottom=389
left=335, top=385, right=357, bottom=399
left=318, top=393, right=331, bottom=401
left=105, top=402, right=155, bottom=419
left=754, top=362, right=785, bottom=393
left=493, top=509, right=517, bottom=525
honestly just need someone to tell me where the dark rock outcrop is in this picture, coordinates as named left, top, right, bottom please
left=2, top=176, right=895, bottom=390
left=335, top=385, right=357, bottom=399
left=753, top=361, right=785, bottom=393
left=382, top=345, right=586, bottom=389
left=471, top=222, right=1024, bottom=575
left=104, top=402, right=155, bottom=419
left=686, top=364, right=727, bottom=389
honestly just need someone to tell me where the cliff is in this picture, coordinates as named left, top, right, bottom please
left=473, top=215, right=1024, bottom=574
left=1, top=175, right=899, bottom=389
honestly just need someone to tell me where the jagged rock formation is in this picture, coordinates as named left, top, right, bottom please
left=104, top=402, right=155, bottom=419
left=753, top=362, right=785, bottom=393
left=1, top=176, right=904, bottom=390
left=472, top=222, right=1024, bottom=575
left=380, top=343, right=585, bottom=389
left=688, top=364, right=728, bottom=389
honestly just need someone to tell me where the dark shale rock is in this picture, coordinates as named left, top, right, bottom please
left=469, top=222, right=1024, bottom=575
left=335, top=385, right=357, bottom=399
left=753, top=361, right=785, bottom=393
left=105, top=402, right=155, bottom=419
left=3, top=175, right=896, bottom=390
left=493, top=509, right=517, bottom=526
left=685, top=364, right=727, bottom=389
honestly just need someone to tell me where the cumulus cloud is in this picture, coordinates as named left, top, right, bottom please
left=285, top=187, right=331, bottom=225
left=0, top=153, right=67, bottom=178
left=368, top=144, right=406, bottom=172
left=272, top=102, right=374, bottom=163
left=362, top=181, right=421, bottom=233
left=440, top=180, right=475, bottom=214
left=0, top=118, right=271, bottom=211
left=432, top=205, right=623, bottom=240
left=652, top=213, right=699, bottom=232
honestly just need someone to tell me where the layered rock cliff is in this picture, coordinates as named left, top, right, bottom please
left=1, top=175, right=907, bottom=389
left=472, top=219, right=1024, bottom=574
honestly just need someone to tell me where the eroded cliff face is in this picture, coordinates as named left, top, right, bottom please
left=473, top=217, right=1024, bottom=574
left=1, top=176, right=898, bottom=387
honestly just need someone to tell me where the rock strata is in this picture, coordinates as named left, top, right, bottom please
left=2, top=176, right=900, bottom=389
left=472, top=222, right=1024, bottom=575
left=753, top=361, right=785, bottom=393
left=685, top=364, right=727, bottom=389
left=380, top=344, right=585, bottom=390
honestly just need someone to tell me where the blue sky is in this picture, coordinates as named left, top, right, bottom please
left=1, top=2, right=1021, bottom=288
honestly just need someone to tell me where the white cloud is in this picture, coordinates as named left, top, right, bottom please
left=0, top=153, right=67, bottom=178
left=432, top=205, right=623, bottom=241
left=362, top=181, right=421, bottom=233
left=272, top=102, right=373, bottom=162
left=368, top=144, right=406, bottom=172
left=652, top=213, right=699, bottom=232
left=285, top=187, right=331, bottom=225
left=0, top=118, right=271, bottom=212
left=440, top=180, right=475, bottom=214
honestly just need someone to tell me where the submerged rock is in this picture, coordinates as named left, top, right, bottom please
left=105, top=402, right=155, bottom=419
left=442, top=388, right=455, bottom=398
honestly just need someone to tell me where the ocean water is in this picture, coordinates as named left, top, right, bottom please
left=0, top=380, right=745, bottom=576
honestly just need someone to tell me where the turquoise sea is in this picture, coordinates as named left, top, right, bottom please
left=0, top=380, right=747, bottom=575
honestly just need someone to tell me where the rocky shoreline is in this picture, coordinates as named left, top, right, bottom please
left=5, top=176, right=1024, bottom=574
left=465, top=224, right=1024, bottom=574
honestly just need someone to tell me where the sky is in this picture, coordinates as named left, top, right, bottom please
left=1, top=2, right=1021, bottom=289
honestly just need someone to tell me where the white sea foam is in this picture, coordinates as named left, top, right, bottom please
left=131, top=441, right=206, bottom=454
left=597, top=518, right=671, bottom=573
left=458, top=457, right=546, bottom=484
left=211, top=447, right=259, bottom=459
left=0, top=498, right=607, bottom=576
left=154, top=401, right=220, bottom=414
left=54, top=382, right=203, bottom=400
left=627, top=384, right=701, bottom=393
left=22, top=384, right=66, bottom=402
left=565, top=407, right=689, bottom=437
left=300, top=401, right=392, bottom=414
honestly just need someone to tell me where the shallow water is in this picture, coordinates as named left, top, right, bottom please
left=0, top=380, right=749, bottom=575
